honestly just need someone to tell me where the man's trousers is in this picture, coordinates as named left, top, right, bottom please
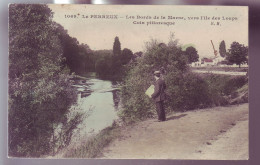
left=155, top=101, right=166, bottom=121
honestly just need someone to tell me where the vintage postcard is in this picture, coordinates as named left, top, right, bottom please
left=8, top=4, right=248, bottom=159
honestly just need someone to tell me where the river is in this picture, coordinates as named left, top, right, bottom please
left=64, top=78, right=120, bottom=151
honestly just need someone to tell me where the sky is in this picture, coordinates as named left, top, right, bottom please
left=48, top=5, right=248, bottom=58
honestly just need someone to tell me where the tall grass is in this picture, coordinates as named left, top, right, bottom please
left=64, top=122, right=120, bottom=158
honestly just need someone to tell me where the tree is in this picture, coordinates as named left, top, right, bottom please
left=113, top=36, right=121, bottom=56
left=94, top=50, right=113, bottom=77
left=54, top=23, right=93, bottom=74
left=95, top=58, right=110, bottom=76
left=185, top=46, right=199, bottom=64
left=120, top=39, right=190, bottom=123
left=219, top=40, right=227, bottom=58
left=168, top=32, right=179, bottom=48
left=121, top=48, right=133, bottom=65
left=9, top=4, right=78, bottom=157
left=119, top=38, right=223, bottom=124
left=77, top=44, right=94, bottom=73
left=226, top=42, right=248, bottom=67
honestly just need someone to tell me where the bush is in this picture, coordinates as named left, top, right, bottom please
left=119, top=39, right=189, bottom=123
left=204, top=74, right=247, bottom=94
left=119, top=38, right=248, bottom=123
left=222, top=76, right=247, bottom=95
left=165, top=72, right=211, bottom=111
left=202, top=74, right=248, bottom=106
left=119, top=64, right=156, bottom=123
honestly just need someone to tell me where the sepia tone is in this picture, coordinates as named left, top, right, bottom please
left=8, top=4, right=248, bottom=159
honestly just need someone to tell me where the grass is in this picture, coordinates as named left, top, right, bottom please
left=64, top=122, right=120, bottom=158
left=236, top=83, right=248, bottom=93
left=191, top=67, right=248, bottom=72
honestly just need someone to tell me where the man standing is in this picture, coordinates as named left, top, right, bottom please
left=151, top=71, right=166, bottom=122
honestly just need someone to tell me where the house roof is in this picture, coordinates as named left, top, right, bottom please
left=204, top=59, right=213, bottom=62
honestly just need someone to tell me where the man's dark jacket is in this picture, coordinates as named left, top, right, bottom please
left=151, top=78, right=166, bottom=102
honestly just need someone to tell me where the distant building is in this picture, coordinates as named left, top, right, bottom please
left=203, top=58, right=214, bottom=66
left=190, top=56, right=248, bottom=68
left=191, top=55, right=229, bottom=67
left=212, top=56, right=225, bottom=65
left=191, top=58, right=201, bottom=67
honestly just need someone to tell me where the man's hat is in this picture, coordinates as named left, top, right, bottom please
left=154, top=71, right=161, bottom=76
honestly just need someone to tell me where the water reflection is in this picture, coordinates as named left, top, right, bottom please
left=112, top=89, right=120, bottom=108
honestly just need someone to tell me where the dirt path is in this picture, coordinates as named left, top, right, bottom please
left=101, top=104, right=248, bottom=159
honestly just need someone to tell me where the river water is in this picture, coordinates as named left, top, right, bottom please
left=67, top=78, right=120, bottom=148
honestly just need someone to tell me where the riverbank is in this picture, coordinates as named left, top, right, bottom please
left=59, top=122, right=121, bottom=158
left=53, top=103, right=248, bottom=159
left=191, top=66, right=248, bottom=72
left=101, top=103, right=248, bottom=159
left=191, top=66, right=248, bottom=76
left=49, top=72, right=248, bottom=159
left=47, top=76, right=121, bottom=158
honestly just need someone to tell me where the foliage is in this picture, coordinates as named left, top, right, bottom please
left=219, top=40, right=227, bottom=58
left=64, top=122, right=120, bottom=158
left=121, top=48, right=133, bottom=65
left=226, top=42, right=248, bottom=67
left=93, top=37, right=134, bottom=80
left=9, top=4, right=79, bottom=157
left=184, top=46, right=199, bottom=64
left=119, top=38, right=190, bottom=123
left=203, top=74, right=248, bottom=105
left=203, top=75, right=230, bottom=106
left=168, top=32, right=179, bottom=48
left=221, top=76, right=248, bottom=95
left=113, top=36, right=121, bottom=56
left=119, top=37, right=248, bottom=123
left=110, top=37, right=125, bottom=78
left=95, top=50, right=113, bottom=77
left=165, top=72, right=211, bottom=110
left=54, top=23, right=94, bottom=74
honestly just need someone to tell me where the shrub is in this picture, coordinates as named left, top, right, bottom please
left=222, top=76, right=247, bottom=95
left=119, top=39, right=190, bottom=123
left=202, top=74, right=248, bottom=106
left=119, top=38, right=248, bottom=123
left=165, top=72, right=211, bottom=111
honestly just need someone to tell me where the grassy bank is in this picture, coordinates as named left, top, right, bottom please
left=62, top=79, right=248, bottom=158
left=63, top=122, right=120, bottom=158
left=191, top=67, right=248, bottom=72
left=64, top=73, right=248, bottom=158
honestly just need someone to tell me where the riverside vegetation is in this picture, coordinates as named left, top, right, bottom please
left=62, top=40, right=248, bottom=157
left=8, top=4, right=248, bottom=158
left=9, top=4, right=134, bottom=157
left=119, top=39, right=248, bottom=124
